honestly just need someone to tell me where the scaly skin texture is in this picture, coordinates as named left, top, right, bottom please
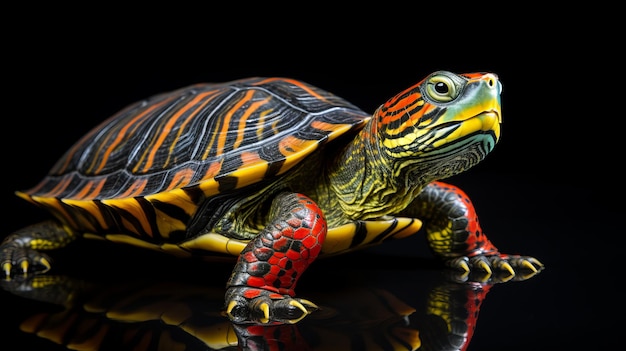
left=323, top=72, right=503, bottom=225
left=400, top=181, right=542, bottom=277
left=224, top=192, right=326, bottom=324
left=401, top=181, right=499, bottom=257
left=0, top=221, right=73, bottom=276
left=0, top=72, right=543, bottom=325
left=424, top=282, right=492, bottom=351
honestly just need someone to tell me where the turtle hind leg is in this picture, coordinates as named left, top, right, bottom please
left=1, top=220, right=76, bottom=277
left=408, top=181, right=544, bottom=281
left=224, top=192, right=326, bottom=324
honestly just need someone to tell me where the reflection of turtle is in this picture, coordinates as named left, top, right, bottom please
left=3, top=269, right=493, bottom=350
left=0, top=71, right=542, bottom=324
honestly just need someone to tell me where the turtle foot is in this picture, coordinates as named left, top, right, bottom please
left=224, top=287, right=318, bottom=324
left=0, top=244, right=52, bottom=278
left=446, top=254, right=544, bottom=283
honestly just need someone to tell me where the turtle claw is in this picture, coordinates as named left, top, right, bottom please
left=447, top=256, right=471, bottom=272
left=224, top=287, right=318, bottom=325
left=295, top=298, right=318, bottom=311
left=512, top=256, right=543, bottom=273
left=487, top=256, right=515, bottom=276
left=473, top=257, right=493, bottom=275
left=255, top=302, right=271, bottom=323
left=2, top=263, right=11, bottom=278
left=522, top=260, right=538, bottom=272
left=0, top=245, right=52, bottom=278
left=20, top=261, right=29, bottom=275
left=446, top=254, right=544, bottom=284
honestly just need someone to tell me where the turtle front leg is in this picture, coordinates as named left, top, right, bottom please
left=1, top=220, right=77, bottom=277
left=405, top=181, right=543, bottom=281
left=224, top=192, right=326, bottom=325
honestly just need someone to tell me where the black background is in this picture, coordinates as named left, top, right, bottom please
left=1, top=6, right=622, bottom=350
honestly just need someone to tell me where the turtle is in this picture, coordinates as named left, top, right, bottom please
left=0, top=71, right=543, bottom=324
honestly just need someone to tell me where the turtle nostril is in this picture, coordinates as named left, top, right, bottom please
left=482, top=73, right=499, bottom=90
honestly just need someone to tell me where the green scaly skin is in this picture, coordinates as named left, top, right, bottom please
left=323, top=119, right=425, bottom=224
left=293, top=72, right=542, bottom=277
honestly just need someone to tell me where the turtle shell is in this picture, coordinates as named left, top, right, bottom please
left=18, top=77, right=371, bottom=242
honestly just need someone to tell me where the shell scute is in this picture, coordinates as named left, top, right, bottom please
left=24, top=78, right=370, bottom=202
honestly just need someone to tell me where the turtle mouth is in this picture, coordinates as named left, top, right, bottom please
left=461, top=109, right=501, bottom=130
left=474, top=109, right=501, bottom=133
left=430, top=109, right=501, bottom=132
left=479, top=109, right=502, bottom=124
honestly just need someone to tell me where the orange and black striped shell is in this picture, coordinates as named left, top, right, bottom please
left=19, top=78, right=370, bottom=238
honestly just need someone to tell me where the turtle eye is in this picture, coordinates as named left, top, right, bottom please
left=425, top=74, right=459, bottom=103
left=434, top=82, right=448, bottom=94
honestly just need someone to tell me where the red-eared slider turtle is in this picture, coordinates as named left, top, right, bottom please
left=0, top=71, right=543, bottom=324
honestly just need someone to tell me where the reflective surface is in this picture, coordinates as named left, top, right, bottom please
left=0, top=245, right=535, bottom=351
left=1, top=174, right=619, bottom=350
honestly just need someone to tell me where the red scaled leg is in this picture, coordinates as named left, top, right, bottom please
left=224, top=192, right=326, bottom=324
left=412, top=181, right=543, bottom=281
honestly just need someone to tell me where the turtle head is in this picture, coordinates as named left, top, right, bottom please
left=375, top=70, right=502, bottom=181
